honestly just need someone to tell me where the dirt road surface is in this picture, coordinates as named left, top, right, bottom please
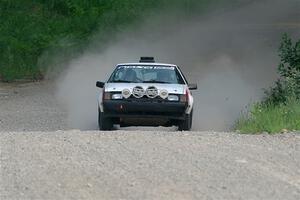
left=0, top=83, right=300, bottom=200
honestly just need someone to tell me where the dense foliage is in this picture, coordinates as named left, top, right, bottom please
left=264, top=34, right=300, bottom=104
left=0, top=0, right=230, bottom=81
left=236, top=34, right=300, bottom=133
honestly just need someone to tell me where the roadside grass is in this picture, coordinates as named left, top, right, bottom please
left=235, top=99, right=300, bottom=134
left=236, top=34, right=300, bottom=134
left=0, top=65, right=42, bottom=81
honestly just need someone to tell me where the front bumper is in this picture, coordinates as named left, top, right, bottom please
left=102, top=99, right=187, bottom=120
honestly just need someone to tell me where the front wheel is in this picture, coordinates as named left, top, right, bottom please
left=178, top=110, right=193, bottom=131
left=98, top=109, right=113, bottom=130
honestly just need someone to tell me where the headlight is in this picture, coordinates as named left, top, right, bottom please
left=112, top=93, right=123, bottom=100
left=168, top=95, right=179, bottom=101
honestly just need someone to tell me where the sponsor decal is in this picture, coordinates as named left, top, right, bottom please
left=118, top=65, right=175, bottom=70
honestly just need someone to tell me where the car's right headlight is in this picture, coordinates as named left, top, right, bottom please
left=112, top=93, right=123, bottom=100
left=168, top=95, right=179, bottom=101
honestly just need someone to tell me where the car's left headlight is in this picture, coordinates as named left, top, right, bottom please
left=112, top=93, right=123, bottom=100
left=168, top=95, right=179, bottom=101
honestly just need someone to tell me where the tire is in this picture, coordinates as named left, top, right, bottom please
left=178, top=110, right=193, bottom=131
left=98, top=109, right=113, bottom=130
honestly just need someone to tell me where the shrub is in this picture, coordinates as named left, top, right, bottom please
left=236, top=34, right=300, bottom=133
left=264, top=34, right=300, bottom=104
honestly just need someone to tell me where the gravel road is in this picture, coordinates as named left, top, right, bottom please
left=0, top=82, right=300, bottom=200
left=0, top=82, right=68, bottom=132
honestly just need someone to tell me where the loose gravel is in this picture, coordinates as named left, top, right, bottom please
left=0, top=82, right=299, bottom=200
left=0, top=82, right=68, bottom=132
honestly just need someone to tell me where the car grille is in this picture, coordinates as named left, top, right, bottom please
left=126, top=96, right=168, bottom=103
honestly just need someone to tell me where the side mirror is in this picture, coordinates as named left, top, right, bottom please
left=96, top=81, right=105, bottom=88
left=188, top=83, right=197, bottom=90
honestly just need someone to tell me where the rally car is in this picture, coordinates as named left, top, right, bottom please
left=96, top=57, right=197, bottom=131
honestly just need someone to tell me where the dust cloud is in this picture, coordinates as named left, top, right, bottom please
left=55, top=0, right=300, bottom=131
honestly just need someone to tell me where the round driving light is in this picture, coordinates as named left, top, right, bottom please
left=159, top=89, right=168, bottom=99
left=122, top=89, right=131, bottom=99
left=146, top=86, right=158, bottom=98
left=132, top=86, right=145, bottom=98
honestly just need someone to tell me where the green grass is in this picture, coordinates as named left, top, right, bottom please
left=235, top=99, right=300, bottom=134
left=0, top=0, right=246, bottom=82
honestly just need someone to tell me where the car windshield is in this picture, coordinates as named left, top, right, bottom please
left=108, top=65, right=185, bottom=84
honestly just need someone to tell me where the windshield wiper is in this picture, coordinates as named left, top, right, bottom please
left=111, top=80, right=134, bottom=83
left=143, top=80, right=170, bottom=84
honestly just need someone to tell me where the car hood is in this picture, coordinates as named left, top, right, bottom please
left=105, top=83, right=186, bottom=94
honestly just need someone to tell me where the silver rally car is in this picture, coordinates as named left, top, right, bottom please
left=96, top=57, right=197, bottom=131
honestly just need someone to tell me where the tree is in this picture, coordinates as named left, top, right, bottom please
left=265, top=34, right=300, bottom=104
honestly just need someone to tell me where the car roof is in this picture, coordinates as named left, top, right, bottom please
left=117, top=62, right=177, bottom=67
